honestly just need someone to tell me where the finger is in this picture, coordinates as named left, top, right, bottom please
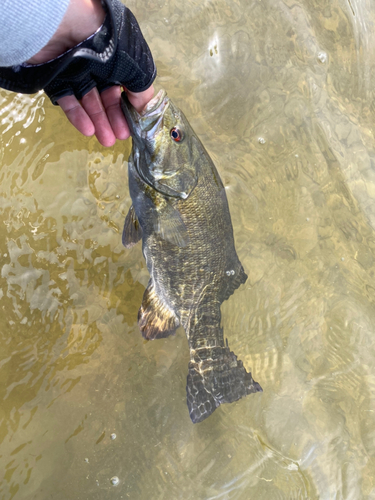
left=126, top=85, right=155, bottom=113
left=81, top=88, right=116, bottom=147
left=101, top=86, right=130, bottom=140
left=58, top=95, right=95, bottom=137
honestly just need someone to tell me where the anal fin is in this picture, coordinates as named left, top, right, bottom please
left=122, top=205, right=142, bottom=248
left=138, top=281, right=180, bottom=340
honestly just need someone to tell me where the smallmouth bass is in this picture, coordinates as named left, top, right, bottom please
left=121, top=89, right=262, bottom=423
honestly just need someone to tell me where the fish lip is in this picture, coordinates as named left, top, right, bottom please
left=121, top=89, right=168, bottom=139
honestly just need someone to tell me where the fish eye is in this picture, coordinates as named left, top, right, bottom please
left=170, top=127, right=183, bottom=142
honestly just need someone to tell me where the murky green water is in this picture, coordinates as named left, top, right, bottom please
left=1, top=0, right=375, bottom=498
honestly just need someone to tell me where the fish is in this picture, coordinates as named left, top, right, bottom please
left=121, top=89, right=262, bottom=423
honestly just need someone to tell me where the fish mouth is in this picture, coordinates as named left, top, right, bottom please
left=121, top=89, right=169, bottom=140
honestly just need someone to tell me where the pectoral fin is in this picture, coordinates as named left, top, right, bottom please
left=153, top=200, right=189, bottom=247
left=122, top=205, right=142, bottom=248
left=138, top=281, right=180, bottom=340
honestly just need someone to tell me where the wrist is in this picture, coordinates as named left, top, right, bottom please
left=27, top=0, right=105, bottom=64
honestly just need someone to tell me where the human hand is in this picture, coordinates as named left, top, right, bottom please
left=25, top=0, right=155, bottom=146
left=57, top=85, right=155, bottom=147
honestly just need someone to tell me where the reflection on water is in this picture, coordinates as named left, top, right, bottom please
left=1, top=0, right=375, bottom=498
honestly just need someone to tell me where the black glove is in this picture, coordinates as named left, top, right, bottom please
left=0, top=0, right=156, bottom=104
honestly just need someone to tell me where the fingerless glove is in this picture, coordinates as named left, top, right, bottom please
left=0, top=0, right=156, bottom=104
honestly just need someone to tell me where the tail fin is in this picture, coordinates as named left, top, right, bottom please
left=186, top=347, right=262, bottom=423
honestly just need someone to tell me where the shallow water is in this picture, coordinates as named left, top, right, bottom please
left=1, top=0, right=375, bottom=498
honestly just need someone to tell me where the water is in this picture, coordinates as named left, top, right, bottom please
left=1, top=0, right=375, bottom=498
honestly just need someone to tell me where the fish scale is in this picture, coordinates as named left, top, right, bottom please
left=121, top=88, right=262, bottom=423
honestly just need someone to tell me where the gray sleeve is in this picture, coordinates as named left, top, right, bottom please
left=0, top=0, right=70, bottom=67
